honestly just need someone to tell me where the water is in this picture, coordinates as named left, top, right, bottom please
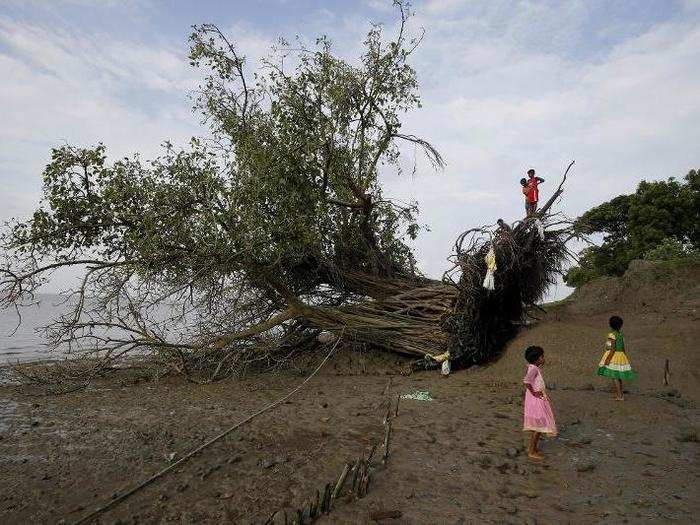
left=1, top=295, right=194, bottom=364
left=0, top=295, right=69, bottom=363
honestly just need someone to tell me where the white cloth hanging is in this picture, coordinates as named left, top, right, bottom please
left=534, top=218, right=545, bottom=240
left=482, top=245, right=496, bottom=290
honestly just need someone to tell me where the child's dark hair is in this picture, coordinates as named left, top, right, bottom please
left=609, top=315, right=624, bottom=330
left=524, top=345, right=544, bottom=364
left=520, top=178, right=528, bottom=186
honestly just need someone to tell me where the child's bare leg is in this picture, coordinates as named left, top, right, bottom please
left=614, top=379, right=624, bottom=400
left=528, top=432, right=543, bottom=459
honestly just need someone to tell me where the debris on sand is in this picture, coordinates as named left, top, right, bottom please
left=400, top=390, right=433, bottom=402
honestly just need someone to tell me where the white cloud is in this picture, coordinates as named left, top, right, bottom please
left=0, top=14, right=200, bottom=296
left=0, top=14, right=200, bottom=175
left=1, top=1, right=698, bottom=301
left=361, top=1, right=700, bottom=298
left=362, top=0, right=396, bottom=12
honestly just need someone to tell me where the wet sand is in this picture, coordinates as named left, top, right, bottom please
left=1, top=262, right=699, bottom=524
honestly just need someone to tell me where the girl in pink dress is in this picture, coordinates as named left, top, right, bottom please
left=523, top=345, right=557, bottom=459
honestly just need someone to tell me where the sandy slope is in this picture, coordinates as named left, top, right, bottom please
left=0, top=260, right=698, bottom=524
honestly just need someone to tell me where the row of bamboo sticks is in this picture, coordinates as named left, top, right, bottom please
left=256, top=391, right=397, bottom=525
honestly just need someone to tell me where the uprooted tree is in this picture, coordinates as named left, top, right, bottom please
left=1, top=4, right=579, bottom=385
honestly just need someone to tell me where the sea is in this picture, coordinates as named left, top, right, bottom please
left=0, top=294, right=69, bottom=363
left=1, top=295, right=194, bottom=364
left=1, top=284, right=572, bottom=365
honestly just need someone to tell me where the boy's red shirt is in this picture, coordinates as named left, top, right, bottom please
left=526, top=178, right=539, bottom=203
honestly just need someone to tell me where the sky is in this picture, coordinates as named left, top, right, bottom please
left=1, top=0, right=699, bottom=299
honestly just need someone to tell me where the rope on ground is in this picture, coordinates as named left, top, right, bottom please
left=73, top=330, right=345, bottom=525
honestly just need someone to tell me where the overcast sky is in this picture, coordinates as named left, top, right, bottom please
left=1, top=0, right=699, bottom=299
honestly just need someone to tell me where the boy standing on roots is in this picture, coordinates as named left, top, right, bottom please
left=524, top=168, right=545, bottom=216
left=520, top=178, right=530, bottom=214
left=597, top=316, right=637, bottom=400
left=523, top=346, right=557, bottom=459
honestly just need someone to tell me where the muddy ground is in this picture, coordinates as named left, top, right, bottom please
left=1, top=261, right=698, bottom=524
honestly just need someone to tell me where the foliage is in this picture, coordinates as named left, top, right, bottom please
left=1, top=3, right=576, bottom=387
left=644, top=238, right=700, bottom=262
left=565, top=170, right=700, bottom=287
left=562, top=265, right=602, bottom=289
left=0, top=3, right=446, bottom=381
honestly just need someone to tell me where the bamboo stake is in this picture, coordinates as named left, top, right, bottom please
left=363, top=470, right=371, bottom=497
left=331, top=462, right=351, bottom=500
left=350, top=458, right=361, bottom=493
left=311, top=489, right=320, bottom=518
left=355, top=461, right=366, bottom=497
left=382, top=416, right=392, bottom=464
left=321, top=483, right=332, bottom=513
left=664, top=358, right=670, bottom=386
left=382, top=377, right=393, bottom=396
left=366, top=444, right=378, bottom=465
left=252, top=379, right=396, bottom=524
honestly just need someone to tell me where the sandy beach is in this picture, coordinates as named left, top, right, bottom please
left=1, top=262, right=698, bottom=524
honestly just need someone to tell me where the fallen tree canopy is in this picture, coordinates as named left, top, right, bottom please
left=1, top=3, right=580, bottom=386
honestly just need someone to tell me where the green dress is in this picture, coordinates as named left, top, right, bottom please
left=596, top=330, right=637, bottom=380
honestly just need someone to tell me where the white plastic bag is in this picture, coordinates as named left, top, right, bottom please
left=534, top=218, right=545, bottom=240
left=441, top=359, right=451, bottom=376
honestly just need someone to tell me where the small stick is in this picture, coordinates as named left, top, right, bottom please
left=366, top=444, right=378, bottom=465
left=318, top=485, right=324, bottom=511
left=664, top=358, right=670, bottom=386
left=353, top=461, right=362, bottom=496
left=332, top=462, right=351, bottom=500
left=382, top=377, right=393, bottom=396
left=272, top=510, right=283, bottom=525
left=359, top=465, right=370, bottom=498
left=356, top=461, right=367, bottom=496
left=321, top=482, right=332, bottom=513
left=383, top=405, right=391, bottom=425
left=395, top=394, right=400, bottom=417
left=370, top=510, right=403, bottom=520
left=382, top=416, right=392, bottom=464
left=350, top=458, right=361, bottom=493
left=307, top=493, right=315, bottom=519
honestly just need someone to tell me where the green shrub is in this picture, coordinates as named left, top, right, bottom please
left=563, top=266, right=600, bottom=288
left=644, top=238, right=700, bottom=262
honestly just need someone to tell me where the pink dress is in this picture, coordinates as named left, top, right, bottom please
left=523, top=364, right=557, bottom=435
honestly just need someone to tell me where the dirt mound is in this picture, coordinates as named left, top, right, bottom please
left=562, top=258, right=700, bottom=316
left=482, top=257, right=700, bottom=401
